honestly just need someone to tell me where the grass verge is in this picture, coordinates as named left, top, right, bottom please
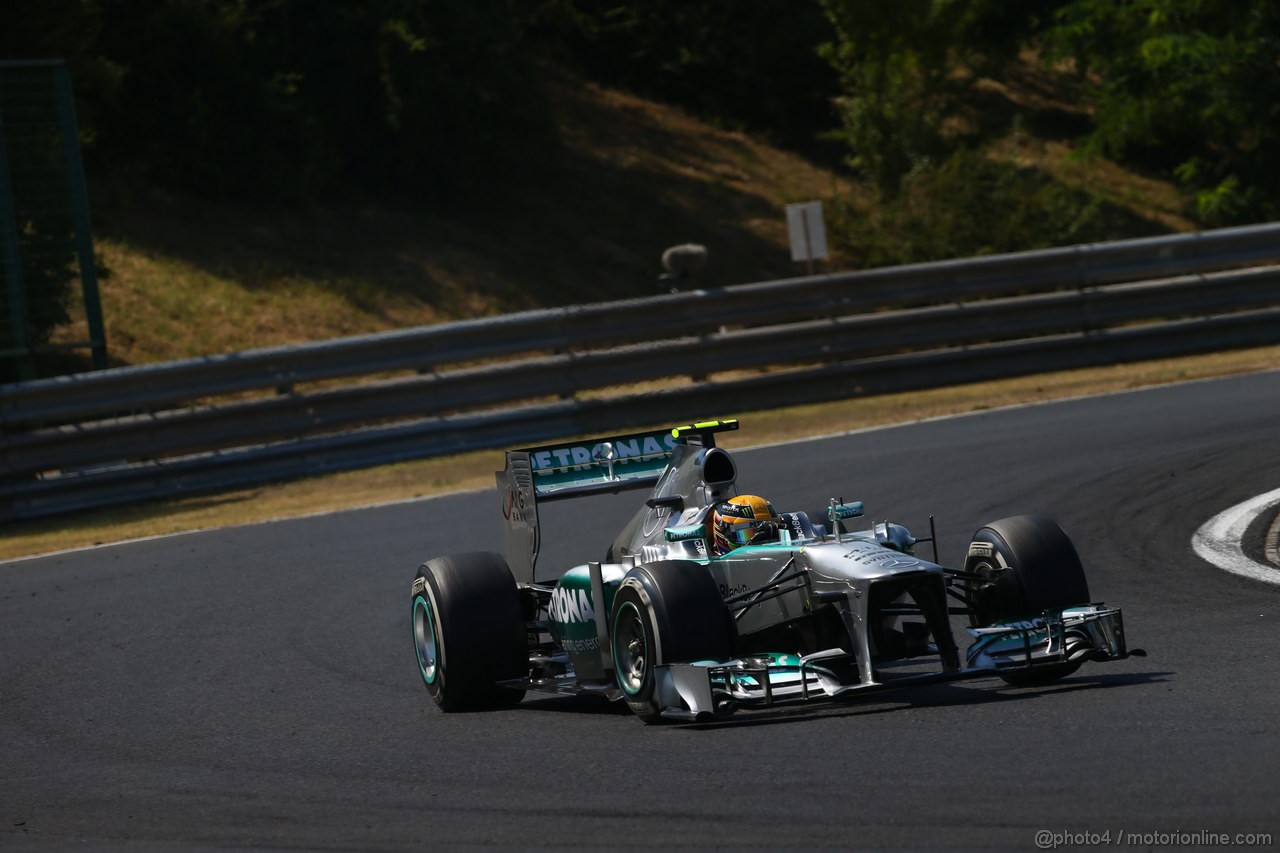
left=2, top=344, right=1276, bottom=563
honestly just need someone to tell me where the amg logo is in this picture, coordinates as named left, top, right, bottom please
left=549, top=586, right=595, bottom=624
left=503, top=488, right=534, bottom=525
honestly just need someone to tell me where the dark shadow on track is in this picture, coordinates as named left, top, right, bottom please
left=450, top=669, right=1173, bottom=726
left=675, top=670, right=1173, bottom=731
left=512, top=694, right=634, bottom=716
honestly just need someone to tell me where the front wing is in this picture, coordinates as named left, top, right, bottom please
left=651, top=604, right=1133, bottom=722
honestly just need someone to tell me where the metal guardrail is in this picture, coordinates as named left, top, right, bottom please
left=8, top=220, right=1280, bottom=427
left=3, top=222, right=1280, bottom=521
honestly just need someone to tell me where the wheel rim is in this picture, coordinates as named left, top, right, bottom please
left=412, top=595, right=439, bottom=684
left=613, top=601, right=649, bottom=695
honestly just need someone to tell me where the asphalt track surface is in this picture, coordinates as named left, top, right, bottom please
left=3, top=371, right=1280, bottom=851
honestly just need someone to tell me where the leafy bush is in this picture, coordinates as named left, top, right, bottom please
left=1047, top=0, right=1280, bottom=224
left=834, top=150, right=1158, bottom=268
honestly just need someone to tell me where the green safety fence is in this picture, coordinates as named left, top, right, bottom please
left=0, top=59, right=106, bottom=383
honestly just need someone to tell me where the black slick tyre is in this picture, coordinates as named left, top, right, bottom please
left=609, top=561, right=735, bottom=723
left=411, top=552, right=527, bottom=711
left=964, top=515, right=1091, bottom=686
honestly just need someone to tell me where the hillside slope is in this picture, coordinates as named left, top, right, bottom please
left=62, top=66, right=1194, bottom=369
left=71, top=70, right=852, bottom=368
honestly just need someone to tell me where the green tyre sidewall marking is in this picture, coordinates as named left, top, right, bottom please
left=613, top=599, right=650, bottom=697
left=412, top=593, right=439, bottom=686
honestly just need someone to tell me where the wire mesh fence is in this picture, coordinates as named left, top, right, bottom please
left=0, top=59, right=106, bottom=383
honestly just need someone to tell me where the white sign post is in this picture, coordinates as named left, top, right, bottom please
left=786, top=201, right=828, bottom=275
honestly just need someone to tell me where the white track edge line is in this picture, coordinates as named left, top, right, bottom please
left=1191, top=487, right=1280, bottom=586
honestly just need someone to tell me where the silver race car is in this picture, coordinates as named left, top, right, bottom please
left=410, top=419, right=1139, bottom=722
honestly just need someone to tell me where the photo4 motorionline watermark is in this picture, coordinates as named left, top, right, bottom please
left=1036, top=829, right=1272, bottom=849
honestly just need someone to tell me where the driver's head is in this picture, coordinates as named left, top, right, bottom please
left=712, top=495, right=779, bottom=555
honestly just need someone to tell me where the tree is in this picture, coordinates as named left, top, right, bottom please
left=1048, top=0, right=1280, bottom=222
left=818, top=0, right=1055, bottom=197
left=535, top=0, right=839, bottom=150
left=82, top=0, right=557, bottom=200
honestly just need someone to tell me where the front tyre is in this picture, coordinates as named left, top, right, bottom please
left=964, top=515, right=1091, bottom=686
left=411, top=552, right=527, bottom=711
left=610, top=561, right=735, bottom=723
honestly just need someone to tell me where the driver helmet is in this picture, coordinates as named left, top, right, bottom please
left=712, top=495, right=779, bottom=555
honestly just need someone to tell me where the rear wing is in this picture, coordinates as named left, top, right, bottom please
left=495, top=420, right=738, bottom=583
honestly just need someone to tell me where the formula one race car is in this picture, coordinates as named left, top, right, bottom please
left=409, top=419, right=1139, bottom=722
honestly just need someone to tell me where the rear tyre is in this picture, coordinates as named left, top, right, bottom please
left=964, top=515, right=1091, bottom=686
left=411, top=552, right=527, bottom=711
left=610, top=561, right=735, bottom=723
